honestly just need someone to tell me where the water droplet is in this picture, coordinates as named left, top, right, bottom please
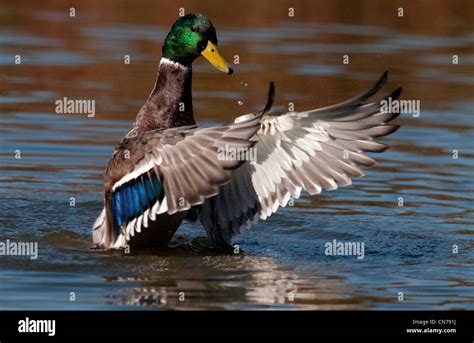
left=237, top=101, right=244, bottom=106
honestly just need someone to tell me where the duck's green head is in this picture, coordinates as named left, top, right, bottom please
left=162, top=13, right=233, bottom=74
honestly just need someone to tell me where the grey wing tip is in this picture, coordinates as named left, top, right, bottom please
left=392, top=86, right=403, bottom=99
left=269, top=81, right=275, bottom=97
left=370, top=71, right=389, bottom=96
left=261, top=81, right=275, bottom=114
left=382, top=87, right=404, bottom=121
left=379, top=124, right=401, bottom=138
left=380, top=71, right=388, bottom=85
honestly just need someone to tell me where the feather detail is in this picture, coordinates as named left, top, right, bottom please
left=199, top=73, right=402, bottom=245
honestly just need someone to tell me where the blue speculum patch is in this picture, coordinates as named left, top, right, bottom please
left=112, top=171, right=165, bottom=236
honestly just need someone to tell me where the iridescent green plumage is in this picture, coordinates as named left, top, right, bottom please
left=162, top=13, right=217, bottom=65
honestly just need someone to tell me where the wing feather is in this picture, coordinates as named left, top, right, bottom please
left=199, top=72, right=402, bottom=245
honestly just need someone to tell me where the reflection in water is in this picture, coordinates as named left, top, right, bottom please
left=0, top=0, right=473, bottom=310
left=108, top=254, right=361, bottom=310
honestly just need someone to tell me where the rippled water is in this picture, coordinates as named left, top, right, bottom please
left=1, top=0, right=473, bottom=310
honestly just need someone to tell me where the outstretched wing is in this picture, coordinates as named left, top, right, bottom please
left=199, top=71, right=402, bottom=245
left=93, top=111, right=263, bottom=249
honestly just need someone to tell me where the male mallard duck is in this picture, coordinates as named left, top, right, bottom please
left=92, top=13, right=401, bottom=250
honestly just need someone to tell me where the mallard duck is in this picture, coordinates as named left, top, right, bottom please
left=92, top=13, right=401, bottom=250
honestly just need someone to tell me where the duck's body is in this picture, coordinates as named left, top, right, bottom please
left=93, top=14, right=401, bottom=250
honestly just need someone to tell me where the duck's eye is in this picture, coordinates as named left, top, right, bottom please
left=198, top=41, right=207, bottom=51
left=190, top=26, right=197, bottom=32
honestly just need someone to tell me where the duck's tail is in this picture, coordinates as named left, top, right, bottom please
left=92, top=198, right=117, bottom=249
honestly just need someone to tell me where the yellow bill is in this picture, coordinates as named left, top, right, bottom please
left=201, top=41, right=233, bottom=75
